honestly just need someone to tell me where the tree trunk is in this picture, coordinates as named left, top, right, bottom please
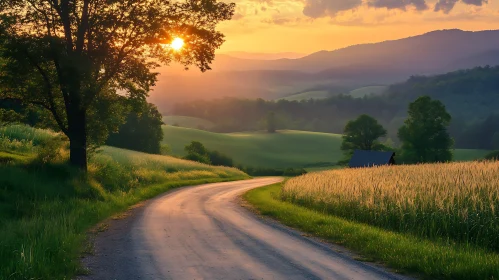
left=68, top=108, right=88, bottom=171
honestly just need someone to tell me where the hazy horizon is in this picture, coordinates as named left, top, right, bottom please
left=215, top=0, right=499, bottom=54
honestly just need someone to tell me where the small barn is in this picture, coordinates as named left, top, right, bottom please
left=348, top=150, right=395, bottom=168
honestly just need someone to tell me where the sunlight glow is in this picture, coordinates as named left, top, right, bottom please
left=171, top=37, right=184, bottom=51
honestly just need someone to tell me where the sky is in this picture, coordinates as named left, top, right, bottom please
left=216, top=0, right=499, bottom=54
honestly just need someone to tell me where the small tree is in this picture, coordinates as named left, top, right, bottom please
left=266, top=111, right=276, bottom=133
left=398, top=96, right=453, bottom=163
left=183, top=141, right=211, bottom=164
left=341, top=114, right=387, bottom=154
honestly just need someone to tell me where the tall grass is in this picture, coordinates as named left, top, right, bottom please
left=0, top=125, right=58, bottom=145
left=282, top=161, right=499, bottom=252
left=0, top=125, right=248, bottom=279
left=0, top=125, right=59, bottom=154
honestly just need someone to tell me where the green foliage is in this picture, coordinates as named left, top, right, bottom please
left=208, top=150, right=234, bottom=166
left=162, top=116, right=214, bottom=130
left=266, top=111, right=277, bottom=133
left=455, top=114, right=499, bottom=150
left=341, top=114, right=387, bottom=153
left=183, top=140, right=236, bottom=167
left=160, top=144, right=172, bottom=155
left=0, top=108, right=21, bottom=125
left=0, top=130, right=247, bottom=279
left=398, top=96, right=453, bottom=163
left=172, top=67, right=499, bottom=150
left=484, top=150, right=499, bottom=161
left=0, top=0, right=234, bottom=170
left=183, top=141, right=211, bottom=164
left=282, top=168, right=307, bottom=177
left=237, top=166, right=307, bottom=177
left=33, top=136, right=68, bottom=165
left=107, top=101, right=164, bottom=154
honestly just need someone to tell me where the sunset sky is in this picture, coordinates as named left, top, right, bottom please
left=217, top=0, right=499, bottom=54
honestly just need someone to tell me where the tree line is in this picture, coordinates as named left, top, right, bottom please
left=341, top=96, right=453, bottom=164
left=172, top=66, right=499, bottom=150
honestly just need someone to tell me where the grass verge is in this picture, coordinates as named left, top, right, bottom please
left=1, top=176, right=247, bottom=279
left=243, top=183, right=499, bottom=280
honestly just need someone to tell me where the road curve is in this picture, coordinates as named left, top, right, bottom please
left=81, top=177, right=407, bottom=280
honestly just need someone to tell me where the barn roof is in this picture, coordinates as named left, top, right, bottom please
left=348, top=150, right=395, bottom=168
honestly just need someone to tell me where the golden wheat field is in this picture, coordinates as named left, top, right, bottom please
left=282, top=161, right=499, bottom=251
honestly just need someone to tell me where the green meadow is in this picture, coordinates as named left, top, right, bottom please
left=162, top=125, right=490, bottom=168
left=162, top=125, right=344, bottom=168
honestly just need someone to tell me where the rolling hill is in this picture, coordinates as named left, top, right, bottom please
left=162, top=126, right=489, bottom=169
left=349, top=86, right=388, bottom=98
left=163, top=126, right=344, bottom=168
left=162, top=116, right=214, bottom=129
left=278, top=90, right=332, bottom=101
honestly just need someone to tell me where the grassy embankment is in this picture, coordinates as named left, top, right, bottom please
left=0, top=125, right=248, bottom=279
left=162, top=125, right=490, bottom=169
left=245, top=162, right=499, bottom=279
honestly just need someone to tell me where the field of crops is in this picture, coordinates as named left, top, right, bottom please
left=282, top=161, right=499, bottom=251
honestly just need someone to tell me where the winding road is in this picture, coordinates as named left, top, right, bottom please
left=81, top=177, right=407, bottom=280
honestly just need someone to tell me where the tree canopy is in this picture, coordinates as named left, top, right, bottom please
left=0, top=0, right=234, bottom=170
left=106, top=99, right=163, bottom=154
left=398, top=96, right=453, bottom=163
left=341, top=114, right=387, bottom=153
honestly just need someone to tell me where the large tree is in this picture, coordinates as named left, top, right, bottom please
left=341, top=114, right=387, bottom=153
left=0, top=0, right=234, bottom=170
left=398, top=96, right=453, bottom=163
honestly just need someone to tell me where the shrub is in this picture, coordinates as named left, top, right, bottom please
left=208, top=150, right=234, bottom=167
left=484, top=150, right=499, bottom=161
left=283, top=168, right=307, bottom=176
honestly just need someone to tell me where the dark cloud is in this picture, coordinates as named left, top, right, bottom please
left=462, top=0, right=487, bottom=6
left=302, top=0, right=362, bottom=18
left=434, top=0, right=458, bottom=13
left=299, top=0, right=489, bottom=19
left=367, top=0, right=428, bottom=10
left=434, top=0, right=487, bottom=13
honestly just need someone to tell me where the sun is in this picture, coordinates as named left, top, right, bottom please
left=170, top=37, right=184, bottom=51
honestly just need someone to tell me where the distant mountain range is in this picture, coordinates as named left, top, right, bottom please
left=149, top=29, right=499, bottom=112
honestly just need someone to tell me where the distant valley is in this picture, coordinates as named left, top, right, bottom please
left=150, top=29, right=499, bottom=110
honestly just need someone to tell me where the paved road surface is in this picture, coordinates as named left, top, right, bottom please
left=81, top=177, right=408, bottom=280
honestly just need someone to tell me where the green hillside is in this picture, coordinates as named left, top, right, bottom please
left=349, top=85, right=388, bottom=98
left=163, top=125, right=343, bottom=168
left=0, top=125, right=246, bottom=279
left=162, top=115, right=214, bottom=129
left=278, top=90, right=331, bottom=101
left=453, top=149, right=490, bottom=161
left=163, top=126, right=490, bottom=168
